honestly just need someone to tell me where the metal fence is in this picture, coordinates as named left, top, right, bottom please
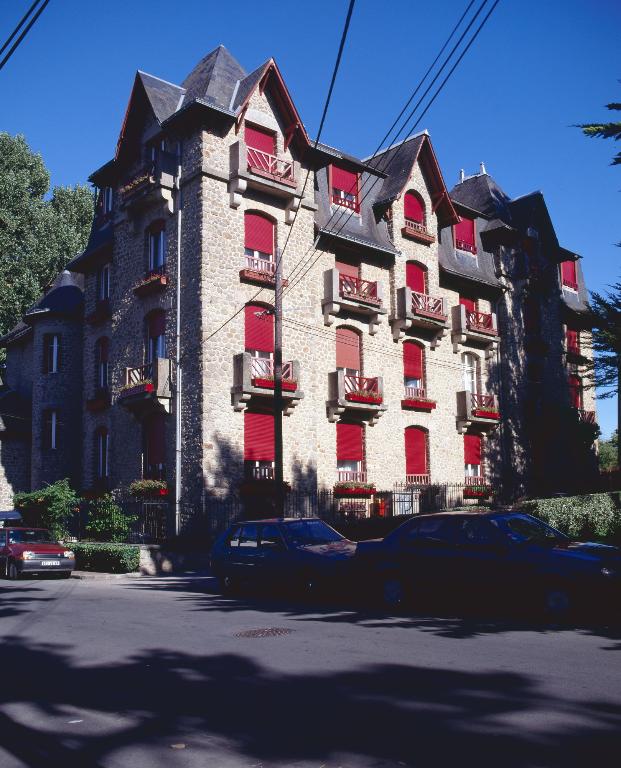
left=67, top=499, right=170, bottom=544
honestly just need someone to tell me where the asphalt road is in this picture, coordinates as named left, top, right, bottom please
left=1, top=573, right=620, bottom=768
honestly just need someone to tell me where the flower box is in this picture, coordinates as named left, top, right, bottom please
left=239, top=268, right=289, bottom=288
left=252, top=377, right=297, bottom=392
left=133, top=273, right=168, bottom=297
left=463, top=486, right=491, bottom=499
left=401, top=398, right=436, bottom=411
left=118, top=381, right=154, bottom=399
left=472, top=409, right=500, bottom=420
left=345, top=392, right=383, bottom=405
left=333, top=483, right=375, bottom=497
left=129, top=479, right=168, bottom=497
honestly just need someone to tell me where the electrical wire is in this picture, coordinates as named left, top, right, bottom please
left=0, top=0, right=42, bottom=57
left=0, top=0, right=51, bottom=72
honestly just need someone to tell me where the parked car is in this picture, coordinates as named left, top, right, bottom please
left=0, top=527, right=75, bottom=579
left=356, top=511, right=621, bottom=617
left=0, top=510, right=23, bottom=527
left=210, top=517, right=356, bottom=595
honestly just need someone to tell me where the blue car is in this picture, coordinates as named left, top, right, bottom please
left=356, top=511, right=621, bottom=617
left=210, top=517, right=357, bottom=595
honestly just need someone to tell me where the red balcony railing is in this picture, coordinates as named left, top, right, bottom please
left=404, top=386, right=427, bottom=400
left=578, top=409, right=596, bottom=425
left=464, top=475, right=486, bottom=486
left=331, top=193, right=360, bottom=213
left=404, top=219, right=430, bottom=237
left=470, top=393, right=499, bottom=418
left=466, top=310, right=496, bottom=334
left=339, top=275, right=380, bottom=305
left=562, top=278, right=579, bottom=291
left=337, top=470, right=367, bottom=483
left=247, top=148, right=294, bottom=183
left=250, top=357, right=293, bottom=381
left=406, top=474, right=430, bottom=485
left=456, top=239, right=477, bottom=254
left=245, top=254, right=275, bottom=276
left=411, top=290, right=446, bottom=319
left=344, top=375, right=379, bottom=396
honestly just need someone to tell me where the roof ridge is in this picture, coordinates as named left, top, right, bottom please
left=138, top=70, right=185, bottom=91
left=362, top=130, right=429, bottom=162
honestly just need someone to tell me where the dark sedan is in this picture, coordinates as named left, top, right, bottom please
left=210, top=517, right=356, bottom=595
left=356, top=511, right=621, bottom=617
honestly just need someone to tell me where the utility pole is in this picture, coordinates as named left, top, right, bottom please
left=174, top=147, right=183, bottom=536
left=274, top=247, right=284, bottom=517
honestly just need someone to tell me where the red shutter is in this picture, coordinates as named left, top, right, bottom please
left=568, top=375, right=582, bottom=408
left=245, top=304, right=274, bottom=352
left=406, top=262, right=426, bottom=293
left=336, top=327, right=360, bottom=370
left=245, top=125, right=275, bottom=155
left=244, top=213, right=274, bottom=255
left=459, top=296, right=476, bottom=313
left=148, top=310, right=166, bottom=337
left=455, top=217, right=475, bottom=247
left=337, top=422, right=363, bottom=461
left=331, top=165, right=358, bottom=195
left=464, top=434, right=482, bottom=465
left=561, top=260, right=577, bottom=287
left=405, top=427, right=427, bottom=475
left=566, top=328, right=579, bottom=352
left=335, top=258, right=360, bottom=278
left=404, top=191, right=425, bottom=223
left=146, top=412, right=166, bottom=466
left=244, top=411, right=275, bottom=461
left=403, top=342, right=423, bottom=380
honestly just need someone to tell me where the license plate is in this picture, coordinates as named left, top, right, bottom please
left=41, top=560, right=61, bottom=566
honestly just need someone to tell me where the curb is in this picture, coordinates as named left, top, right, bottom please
left=72, top=570, right=142, bottom=580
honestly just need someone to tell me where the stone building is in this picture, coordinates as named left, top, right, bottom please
left=0, top=45, right=597, bottom=516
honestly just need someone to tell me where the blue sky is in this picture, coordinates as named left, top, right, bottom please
left=1, top=0, right=619, bottom=436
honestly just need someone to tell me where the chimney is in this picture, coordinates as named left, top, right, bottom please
left=480, top=162, right=487, bottom=175
left=459, top=169, right=465, bottom=183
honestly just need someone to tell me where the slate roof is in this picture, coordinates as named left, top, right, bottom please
left=181, top=45, right=246, bottom=109
left=449, top=173, right=513, bottom=222
left=231, top=61, right=270, bottom=112
left=67, top=220, right=113, bottom=273
left=24, top=270, right=84, bottom=322
left=367, top=134, right=427, bottom=206
left=138, top=71, right=185, bottom=124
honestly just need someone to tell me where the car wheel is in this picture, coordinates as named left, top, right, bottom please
left=219, top=574, right=237, bottom=595
left=544, top=585, right=571, bottom=618
left=382, top=576, right=406, bottom=609
left=7, top=561, right=19, bottom=580
left=58, top=572, right=72, bottom=579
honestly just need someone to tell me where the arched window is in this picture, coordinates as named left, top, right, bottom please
left=43, top=409, right=60, bottom=450
left=462, top=352, right=479, bottom=394
left=406, top=261, right=427, bottom=294
left=336, top=422, right=365, bottom=481
left=95, top=427, right=109, bottom=479
left=464, top=433, right=482, bottom=478
left=95, top=337, right=109, bottom=390
left=244, top=411, right=275, bottom=479
left=245, top=303, right=274, bottom=377
left=97, top=263, right=110, bottom=301
left=568, top=374, right=582, bottom=409
left=336, top=327, right=361, bottom=376
left=147, top=221, right=166, bottom=275
left=144, top=412, right=166, bottom=480
left=404, top=191, right=425, bottom=225
left=244, top=212, right=275, bottom=273
left=454, top=216, right=477, bottom=254
left=405, top=426, right=428, bottom=482
left=403, top=341, right=425, bottom=396
left=146, top=310, right=166, bottom=362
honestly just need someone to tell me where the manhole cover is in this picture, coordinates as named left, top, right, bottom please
left=234, top=627, right=294, bottom=638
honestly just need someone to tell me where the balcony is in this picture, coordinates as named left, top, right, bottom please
left=118, top=358, right=172, bottom=417
left=578, top=409, right=596, bottom=425
left=239, top=255, right=289, bottom=289
left=463, top=475, right=492, bottom=499
left=229, top=140, right=303, bottom=220
left=85, top=298, right=111, bottom=326
left=322, top=269, right=386, bottom=334
left=119, top=151, right=177, bottom=215
left=451, top=304, right=499, bottom=357
left=405, top=474, right=431, bottom=486
left=231, top=353, right=303, bottom=415
left=133, top=267, right=168, bottom=297
left=401, top=218, right=435, bottom=245
left=401, top=386, right=436, bottom=412
left=327, top=371, right=386, bottom=425
left=455, top=239, right=477, bottom=255
left=456, top=391, right=500, bottom=433
left=330, top=193, right=360, bottom=214
left=390, top=287, right=448, bottom=345
left=334, top=471, right=375, bottom=497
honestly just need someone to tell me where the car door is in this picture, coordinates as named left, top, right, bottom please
left=230, top=524, right=261, bottom=583
left=395, top=517, right=461, bottom=595
left=453, top=518, right=512, bottom=603
left=257, top=524, right=290, bottom=585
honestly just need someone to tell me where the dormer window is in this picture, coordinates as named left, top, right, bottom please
left=560, top=259, right=578, bottom=291
left=330, top=166, right=359, bottom=213
left=454, top=216, right=477, bottom=255
left=246, top=124, right=276, bottom=157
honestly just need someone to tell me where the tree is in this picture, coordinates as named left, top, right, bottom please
left=577, top=96, right=621, bottom=166
left=598, top=430, right=618, bottom=472
left=0, top=133, right=93, bottom=348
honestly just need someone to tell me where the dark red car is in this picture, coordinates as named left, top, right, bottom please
left=0, top=527, right=75, bottom=579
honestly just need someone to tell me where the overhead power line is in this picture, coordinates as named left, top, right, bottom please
left=0, top=0, right=41, bottom=57
left=0, top=0, right=51, bottom=72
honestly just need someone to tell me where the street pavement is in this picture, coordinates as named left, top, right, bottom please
left=1, top=573, right=620, bottom=768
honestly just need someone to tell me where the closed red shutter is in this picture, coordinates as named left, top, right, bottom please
left=561, top=260, right=577, bottom=287
left=148, top=310, right=166, bottom=337
left=244, top=411, right=275, bottom=461
left=459, top=296, right=476, bottom=313
left=336, top=327, right=360, bottom=370
left=244, top=213, right=274, bottom=255
left=406, top=262, right=426, bottom=293
left=464, top=434, right=482, bottom=465
left=568, top=375, right=582, bottom=408
left=404, top=191, right=425, bottom=223
left=146, top=412, right=166, bottom=466
left=336, top=422, right=363, bottom=461
left=245, top=304, right=274, bottom=352
left=403, top=342, right=423, bottom=380
left=335, top=258, right=360, bottom=278
left=331, top=165, right=358, bottom=195
left=455, top=216, right=475, bottom=248
left=566, top=328, right=579, bottom=352
left=245, top=125, right=276, bottom=155
left=405, top=427, right=427, bottom=475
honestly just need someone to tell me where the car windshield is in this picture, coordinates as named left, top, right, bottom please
left=8, top=529, right=54, bottom=545
left=283, top=520, right=344, bottom=547
left=495, top=514, right=567, bottom=544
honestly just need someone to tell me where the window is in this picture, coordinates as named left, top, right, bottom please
left=405, top=426, right=428, bottom=479
left=404, top=191, right=425, bottom=225
left=245, top=124, right=276, bottom=156
left=454, top=216, right=477, bottom=254
left=103, top=187, right=113, bottom=215
left=336, top=422, right=364, bottom=479
left=336, top=327, right=361, bottom=376
left=43, top=334, right=60, bottom=374
left=97, top=264, right=110, bottom=301
left=459, top=295, right=476, bottom=313
left=566, top=327, right=580, bottom=355
left=260, top=524, right=285, bottom=549
left=244, top=213, right=275, bottom=272
left=95, top=337, right=109, bottom=390
left=96, top=428, right=109, bottom=479
left=245, top=303, right=274, bottom=377
left=560, top=260, right=578, bottom=290
left=244, top=411, right=275, bottom=479
left=462, top=353, right=478, bottom=394
left=403, top=341, right=424, bottom=392
left=144, top=412, right=166, bottom=480
left=464, top=433, right=482, bottom=477
left=43, top=410, right=59, bottom=450
left=568, top=374, right=582, bottom=409
left=148, top=224, right=166, bottom=275
left=239, top=525, right=259, bottom=548
left=146, top=310, right=166, bottom=362
left=406, top=262, right=427, bottom=294
left=330, top=165, right=359, bottom=212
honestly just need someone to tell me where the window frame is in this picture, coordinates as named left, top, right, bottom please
left=43, top=334, right=60, bottom=374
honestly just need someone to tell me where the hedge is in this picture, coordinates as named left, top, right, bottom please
left=71, top=542, right=140, bottom=573
left=519, top=492, right=621, bottom=542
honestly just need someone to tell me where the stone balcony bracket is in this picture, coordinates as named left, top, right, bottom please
left=326, top=370, right=387, bottom=426
left=118, top=358, right=172, bottom=418
left=321, top=269, right=387, bottom=336
left=230, top=352, right=303, bottom=416
left=451, top=304, right=499, bottom=359
left=455, top=390, right=500, bottom=434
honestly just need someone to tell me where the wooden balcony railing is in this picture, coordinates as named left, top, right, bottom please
left=412, top=290, right=446, bottom=319
left=404, top=219, right=430, bottom=237
left=331, top=193, right=360, bottom=213
left=126, top=363, right=153, bottom=386
left=344, top=375, right=379, bottom=396
left=578, top=409, right=596, bottom=425
left=464, top=475, right=486, bottom=486
left=339, top=275, right=380, bottom=305
left=337, top=470, right=367, bottom=483
left=455, top=238, right=477, bottom=255
left=247, top=148, right=294, bottom=183
left=250, top=357, right=293, bottom=381
left=250, top=465, right=275, bottom=480
left=470, top=393, right=498, bottom=412
left=404, top=386, right=427, bottom=400
left=406, top=474, right=430, bottom=485
left=245, top=254, right=275, bottom=276
left=562, top=278, right=579, bottom=291
left=466, top=310, right=495, bottom=334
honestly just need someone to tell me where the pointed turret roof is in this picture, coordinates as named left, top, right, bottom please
left=181, top=44, right=246, bottom=108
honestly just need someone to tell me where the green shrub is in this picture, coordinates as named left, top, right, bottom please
left=72, top=542, right=140, bottom=573
left=85, top=494, right=137, bottom=543
left=520, top=492, right=621, bottom=542
left=14, top=479, right=80, bottom=540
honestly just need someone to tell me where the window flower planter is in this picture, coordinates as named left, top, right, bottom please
left=129, top=479, right=168, bottom=497
left=345, top=391, right=383, bottom=405
left=471, top=409, right=500, bottom=420
left=133, top=273, right=168, bottom=297
left=333, top=482, right=376, bottom=497
left=401, top=398, right=436, bottom=411
left=118, top=380, right=154, bottom=399
left=252, top=377, right=297, bottom=392
left=463, top=486, right=491, bottom=499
